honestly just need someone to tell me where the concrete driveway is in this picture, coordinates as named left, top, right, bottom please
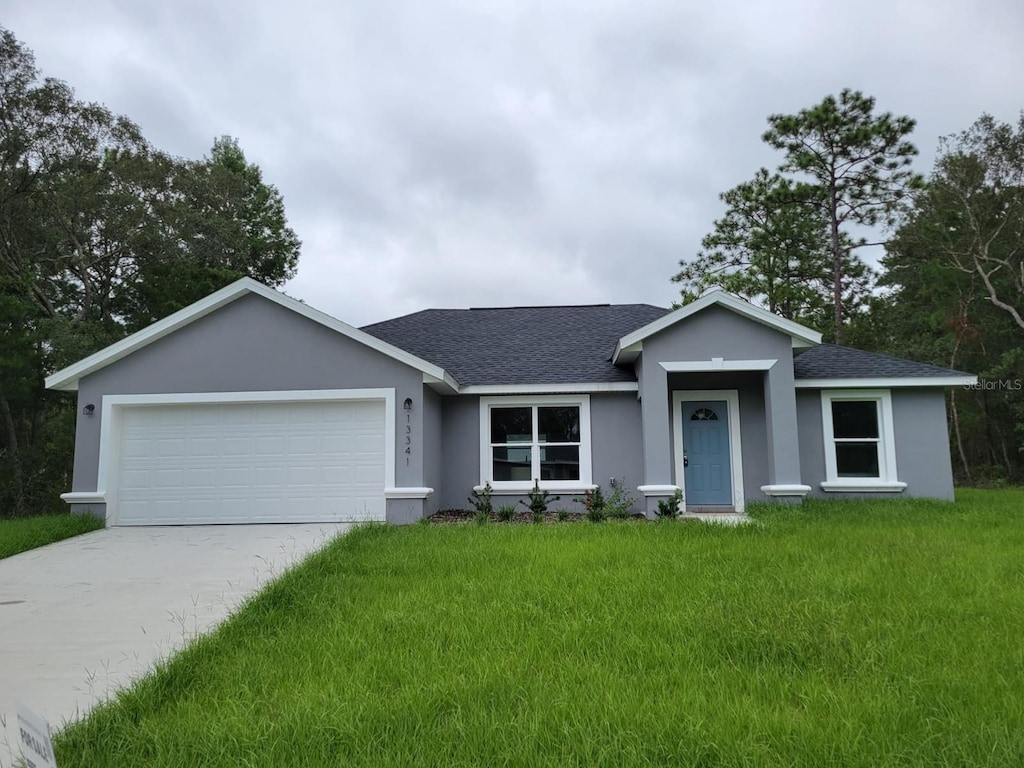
left=0, top=523, right=350, bottom=767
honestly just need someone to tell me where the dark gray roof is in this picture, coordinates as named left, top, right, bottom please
left=362, top=304, right=668, bottom=386
left=794, top=343, right=969, bottom=379
left=363, top=304, right=969, bottom=387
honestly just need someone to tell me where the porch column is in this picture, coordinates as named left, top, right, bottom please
left=638, top=360, right=678, bottom=517
left=762, top=363, right=810, bottom=502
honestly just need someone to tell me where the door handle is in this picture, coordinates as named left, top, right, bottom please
left=683, top=455, right=689, bottom=467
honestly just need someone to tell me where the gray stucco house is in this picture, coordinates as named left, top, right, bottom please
left=46, top=278, right=976, bottom=525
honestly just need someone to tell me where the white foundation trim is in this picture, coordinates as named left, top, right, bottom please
left=384, top=487, right=434, bottom=499
left=60, top=492, right=106, bottom=504
left=760, top=484, right=812, bottom=497
left=637, top=485, right=681, bottom=496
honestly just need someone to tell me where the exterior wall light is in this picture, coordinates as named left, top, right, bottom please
left=403, top=398, right=413, bottom=411
left=82, top=403, right=96, bottom=416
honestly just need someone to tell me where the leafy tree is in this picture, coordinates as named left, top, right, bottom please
left=916, top=113, right=1024, bottom=332
left=0, top=27, right=302, bottom=515
left=763, top=89, right=921, bottom=342
left=673, top=169, right=871, bottom=336
left=875, top=113, right=1024, bottom=484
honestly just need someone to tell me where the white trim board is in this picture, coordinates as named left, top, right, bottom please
left=461, top=382, right=637, bottom=395
left=45, top=278, right=455, bottom=392
left=795, top=375, right=977, bottom=389
left=660, top=359, right=776, bottom=373
left=614, top=290, right=821, bottom=363
left=672, top=390, right=745, bottom=513
left=96, top=389, right=396, bottom=526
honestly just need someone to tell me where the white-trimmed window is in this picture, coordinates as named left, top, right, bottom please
left=479, top=395, right=592, bottom=491
left=820, top=389, right=905, bottom=492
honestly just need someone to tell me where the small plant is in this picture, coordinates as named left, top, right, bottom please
left=556, top=508, right=571, bottom=522
left=474, top=510, right=490, bottom=525
left=606, top=477, right=637, bottom=520
left=577, top=485, right=607, bottom=522
left=656, top=488, right=684, bottom=519
left=532, top=510, right=545, bottom=524
left=467, top=482, right=494, bottom=517
left=497, top=504, right=517, bottom=522
left=521, top=479, right=559, bottom=520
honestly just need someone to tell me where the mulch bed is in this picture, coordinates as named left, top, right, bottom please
left=430, top=508, right=652, bottom=525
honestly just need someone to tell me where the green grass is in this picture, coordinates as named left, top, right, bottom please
left=0, top=513, right=104, bottom=559
left=57, top=490, right=1024, bottom=767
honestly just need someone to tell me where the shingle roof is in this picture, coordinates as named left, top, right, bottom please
left=794, top=343, right=970, bottom=379
left=363, top=304, right=969, bottom=387
left=361, top=304, right=669, bottom=386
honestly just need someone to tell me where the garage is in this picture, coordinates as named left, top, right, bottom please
left=110, top=397, right=387, bottom=525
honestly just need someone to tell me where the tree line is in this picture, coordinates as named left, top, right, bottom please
left=1, top=28, right=300, bottom=516
left=673, top=90, right=1024, bottom=485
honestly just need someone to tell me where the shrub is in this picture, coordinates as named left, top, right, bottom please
left=467, top=482, right=494, bottom=517
left=606, top=477, right=636, bottom=520
left=497, top=504, right=517, bottom=522
left=532, top=510, right=545, bottom=524
left=580, top=487, right=607, bottom=523
left=474, top=511, right=490, bottom=525
left=556, top=508, right=571, bottom=522
left=521, top=480, right=559, bottom=519
left=656, top=488, right=684, bottom=519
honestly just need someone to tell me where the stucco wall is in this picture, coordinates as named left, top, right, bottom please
left=421, top=386, right=443, bottom=516
left=72, top=293, right=428, bottom=496
left=438, top=392, right=645, bottom=513
left=639, top=306, right=802, bottom=491
left=797, top=387, right=955, bottom=501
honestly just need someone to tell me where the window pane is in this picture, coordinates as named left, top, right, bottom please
left=540, top=445, right=580, bottom=481
left=491, top=407, right=532, bottom=444
left=836, top=443, right=880, bottom=477
left=832, top=401, right=879, bottom=439
left=690, top=407, right=718, bottom=421
left=492, top=446, right=533, bottom=481
left=537, top=406, right=580, bottom=443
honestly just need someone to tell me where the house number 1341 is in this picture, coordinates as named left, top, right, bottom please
left=406, top=414, right=412, bottom=465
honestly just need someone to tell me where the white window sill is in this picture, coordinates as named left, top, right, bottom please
left=820, top=480, right=907, bottom=493
left=474, top=483, right=596, bottom=495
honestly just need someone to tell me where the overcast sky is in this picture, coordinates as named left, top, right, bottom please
left=6, top=1, right=1024, bottom=325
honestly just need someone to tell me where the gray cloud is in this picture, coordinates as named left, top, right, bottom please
left=7, top=0, right=1024, bottom=325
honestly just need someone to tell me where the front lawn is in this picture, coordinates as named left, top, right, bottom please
left=0, top=513, right=104, bottom=560
left=57, top=490, right=1024, bottom=766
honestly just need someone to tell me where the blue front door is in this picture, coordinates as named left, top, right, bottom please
left=682, top=401, right=732, bottom=506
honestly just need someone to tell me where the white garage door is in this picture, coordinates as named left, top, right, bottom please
left=113, top=399, right=387, bottom=525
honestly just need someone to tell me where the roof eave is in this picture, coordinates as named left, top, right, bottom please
left=793, top=375, right=978, bottom=389
left=45, top=278, right=457, bottom=392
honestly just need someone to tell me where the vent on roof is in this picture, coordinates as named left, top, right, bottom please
left=468, top=303, right=612, bottom=310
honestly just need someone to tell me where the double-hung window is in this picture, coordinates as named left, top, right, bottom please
left=820, top=390, right=905, bottom=492
left=480, top=395, right=592, bottom=491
